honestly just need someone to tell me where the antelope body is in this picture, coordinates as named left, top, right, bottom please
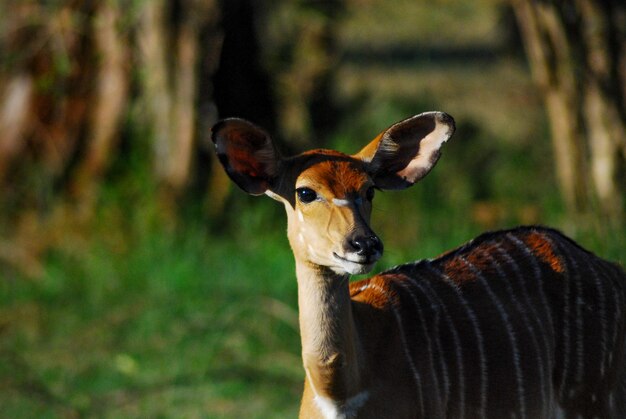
left=212, top=112, right=626, bottom=418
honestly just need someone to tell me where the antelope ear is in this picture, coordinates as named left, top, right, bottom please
left=355, top=111, right=455, bottom=190
left=211, top=118, right=280, bottom=195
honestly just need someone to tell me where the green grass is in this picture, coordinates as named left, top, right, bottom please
left=1, top=217, right=303, bottom=418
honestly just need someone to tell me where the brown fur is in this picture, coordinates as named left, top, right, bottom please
left=523, top=231, right=565, bottom=273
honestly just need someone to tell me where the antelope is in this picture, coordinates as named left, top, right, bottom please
left=211, top=112, right=626, bottom=418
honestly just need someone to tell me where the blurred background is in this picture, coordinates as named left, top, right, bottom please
left=1, top=0, right=624, bottom=417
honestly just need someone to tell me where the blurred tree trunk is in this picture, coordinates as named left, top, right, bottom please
left=69, top=2, right=129, bottom=217
left=263, top=0, right=345, bottom=148
left=0, top=0, right=223, bottom=276
left=212, top=0, right=277, bottom=132
left=0, top=0, right=221, bottom=212
left=0, top=75, right=33, bottom=183
left=137, top=0, right=219, bottom=212
left=512, top=0, right=626, bottom=224
left=0, top=1, right=97, bottom=274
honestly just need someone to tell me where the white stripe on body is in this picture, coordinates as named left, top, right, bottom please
left=426, top=264, right=487, bottom=418
left=508, top=234, right=555, bottom=412
left=461, top=255, right=527, bottom=419
left=393, top=277, right=444, bottom=415
left=357, top=282, right=425, bottom=416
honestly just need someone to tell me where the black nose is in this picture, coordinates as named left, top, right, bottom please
left=348, top=234, right=383, bottom=257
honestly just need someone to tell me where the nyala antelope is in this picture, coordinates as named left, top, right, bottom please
left=212, top=112, right=626, bottom=418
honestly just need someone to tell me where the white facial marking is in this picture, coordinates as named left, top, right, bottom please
left=314, top=391, right=370, bottom=419
left=298, top=210, right=304, bottom=222
left=264, top=190, right=282, bottom=202
left=264, top=190, right=278, bottom=199
left=298, top=233, right=305, bottom=244
left=332, top=198, right=350, bottom=207
left=314, top=396, right=343, bottom=419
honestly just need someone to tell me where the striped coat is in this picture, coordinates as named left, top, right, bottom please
left=350, top=226, right=626, bottom=418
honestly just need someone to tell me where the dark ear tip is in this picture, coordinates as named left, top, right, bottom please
left=425, top=111, right=455, bottom=134
left=210, top=118, right=270, bottom=147
left=436, top=112, right=455, bottom=129
left=211, top=118, right=247, bottom=146
left=424, top=112, right=455, bottom=141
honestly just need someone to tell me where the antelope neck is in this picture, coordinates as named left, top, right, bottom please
left=295, top=260, right=363, bottom=401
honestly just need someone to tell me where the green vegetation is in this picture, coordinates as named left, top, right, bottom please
left=1, top=1, right=624, bottom=418
left=1, top=209, right=302, bottom=417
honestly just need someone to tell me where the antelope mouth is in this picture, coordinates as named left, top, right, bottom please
left=332, top=252, right=380, bottom=275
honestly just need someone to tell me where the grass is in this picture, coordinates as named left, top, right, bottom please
left=1, top=217, right=303, bottom=418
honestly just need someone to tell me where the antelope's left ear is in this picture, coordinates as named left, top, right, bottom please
left=211, top=118, right=281, bottom=195
left=354, top=111, right=455, bottom=190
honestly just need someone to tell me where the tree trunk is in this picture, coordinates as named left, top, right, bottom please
left=512, top=0, right=626, bottom=225
left=0, top=75, right=33, bottom=183
left=137, top=0, right=219, bottom=212
left=69, top=2, right=129, bottom=217
left=263, top=0, right=344, bottom=148
left=0, top=0, right=223, bottom=275
left=579, top=0, right=626, bottom=222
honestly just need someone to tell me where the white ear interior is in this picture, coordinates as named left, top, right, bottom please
left=397, top=113, right=454, bottom=183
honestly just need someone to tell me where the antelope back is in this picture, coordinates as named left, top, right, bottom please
left=351, top=226, right=626, bottom=417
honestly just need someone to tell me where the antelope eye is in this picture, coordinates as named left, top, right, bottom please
left=296, top=187, right=317, bottom=203
left=365, top=186, right=375, bottom=201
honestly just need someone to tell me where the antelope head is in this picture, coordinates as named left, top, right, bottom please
left=212, top=112, right=455, bottom=275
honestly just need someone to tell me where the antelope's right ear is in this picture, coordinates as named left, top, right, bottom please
left=355, top=111, right=455, bottom=190
left=211, top=118, right=281, bottom=195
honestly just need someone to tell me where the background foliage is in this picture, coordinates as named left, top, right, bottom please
left=0, top=0, right=624, bottom=417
